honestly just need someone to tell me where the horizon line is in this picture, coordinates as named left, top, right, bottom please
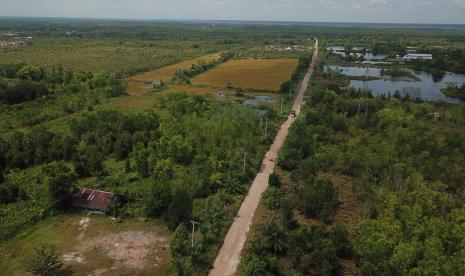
left=1, top=15, right=465, bottom=27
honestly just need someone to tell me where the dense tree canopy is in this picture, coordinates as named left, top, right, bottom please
left=0, top=63, right=126, bottom=105
left=270, top=80, right=465, bottom=274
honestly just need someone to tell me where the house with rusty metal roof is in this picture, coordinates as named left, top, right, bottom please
left=71, top=188, right=116, bottom=214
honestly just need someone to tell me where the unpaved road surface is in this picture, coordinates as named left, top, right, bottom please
left=209, top=39, right=319, bottom=276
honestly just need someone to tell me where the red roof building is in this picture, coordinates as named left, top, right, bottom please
left=71, top=188, right=115, bottom=213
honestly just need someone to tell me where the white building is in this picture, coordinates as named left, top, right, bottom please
left=403, top=53, right=433, bottom=60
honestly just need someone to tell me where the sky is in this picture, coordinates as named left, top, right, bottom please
left=1, top=0, right=465, bottom=24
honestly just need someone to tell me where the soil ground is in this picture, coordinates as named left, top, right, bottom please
left=0, top=213, right=171, bottom=276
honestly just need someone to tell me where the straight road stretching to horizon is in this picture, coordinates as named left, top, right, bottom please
left=209, top=39, right=319, bottom=276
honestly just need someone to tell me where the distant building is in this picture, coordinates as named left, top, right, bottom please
left=0, top=40, right=25, bottom=48
left=1, top=32, right=17, bottom=37
left=366, top=53, right=387, bottom=61
left=71, top=188, right=116, bottom=214
left=403, top=53, right=433, bottom=60
left=265, top=45, right=278, bottom=51
left=326, top=45, right=345, bottom=52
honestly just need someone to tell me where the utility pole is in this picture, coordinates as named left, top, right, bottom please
left=190, top=221, right=200, bottom=247
left=280, top=98, right=284, bottom=115
left=265, top=118, right=268, bottom=137
left=289, top=86, right=293, bottom=101
left=242, top=152, right=248, bottom=174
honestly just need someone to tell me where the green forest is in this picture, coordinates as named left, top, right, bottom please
left=240, top=68, right=465, bottom=274
left=0, top=89, right=283, bottom=271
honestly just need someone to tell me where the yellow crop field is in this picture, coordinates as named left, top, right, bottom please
left=191, top=58, right=298, bottom=91
left=128, top=52, right=222, bottom=82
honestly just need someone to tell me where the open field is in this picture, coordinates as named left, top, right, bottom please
left=0, top=38, right=218, bottom=74
left=0, top=213, right=171, bottom=276
left=127, top=52, right=222, bottom=95
left=192, top=58, right=298, bottom=91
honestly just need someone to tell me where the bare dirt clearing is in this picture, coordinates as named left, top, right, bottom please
left=62, top=217, right=169, bottom=274
left=64, top=229, right=167, bottom=274
left=0, top=214, right=171, bottom=275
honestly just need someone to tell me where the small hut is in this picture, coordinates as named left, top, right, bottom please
left=71, top=188, right=116, bottom=214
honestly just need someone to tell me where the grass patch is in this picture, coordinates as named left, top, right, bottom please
left=0, top=38, right=216, bottom=74
left=103, top=95, right=157, bottom=111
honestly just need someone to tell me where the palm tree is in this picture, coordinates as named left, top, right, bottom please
left=263, top=220, right=289, bottom=255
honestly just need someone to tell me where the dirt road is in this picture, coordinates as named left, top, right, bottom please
left=209, top=39, right=319, bottom=276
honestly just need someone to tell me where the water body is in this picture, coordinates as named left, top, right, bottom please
left=242, top=96, right=277, bottom=106
left=325, top=65, right=465, bottom=103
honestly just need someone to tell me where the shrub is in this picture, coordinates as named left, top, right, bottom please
left=27, top=243, right=65, bottom=276
left=166, top=189, right=193, bottom=230
left=262, top=187, right=281, bottom=210
left=269, top=173, right=281, bottom=188
left=329, top=222, right=353, bottom=259
left=299, top=177, right=338, bottom=222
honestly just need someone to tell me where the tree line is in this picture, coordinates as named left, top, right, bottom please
left=172, top=52, right=234, bottom=85
left=0, top=63, right=126, bottom=105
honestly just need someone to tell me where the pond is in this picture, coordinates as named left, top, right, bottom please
left=325, top=65, right=465, bottom=103
left=242, top=95, right=277, bottom=106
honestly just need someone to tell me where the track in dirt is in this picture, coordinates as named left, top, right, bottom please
left=209, top=39, right=319, bottom=276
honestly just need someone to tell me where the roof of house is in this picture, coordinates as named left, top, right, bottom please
left=403, top=53, right=433, bottom=60
left=406, top=53, right=432, bottom=57
left=71, top=188, right=114, bottom=211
